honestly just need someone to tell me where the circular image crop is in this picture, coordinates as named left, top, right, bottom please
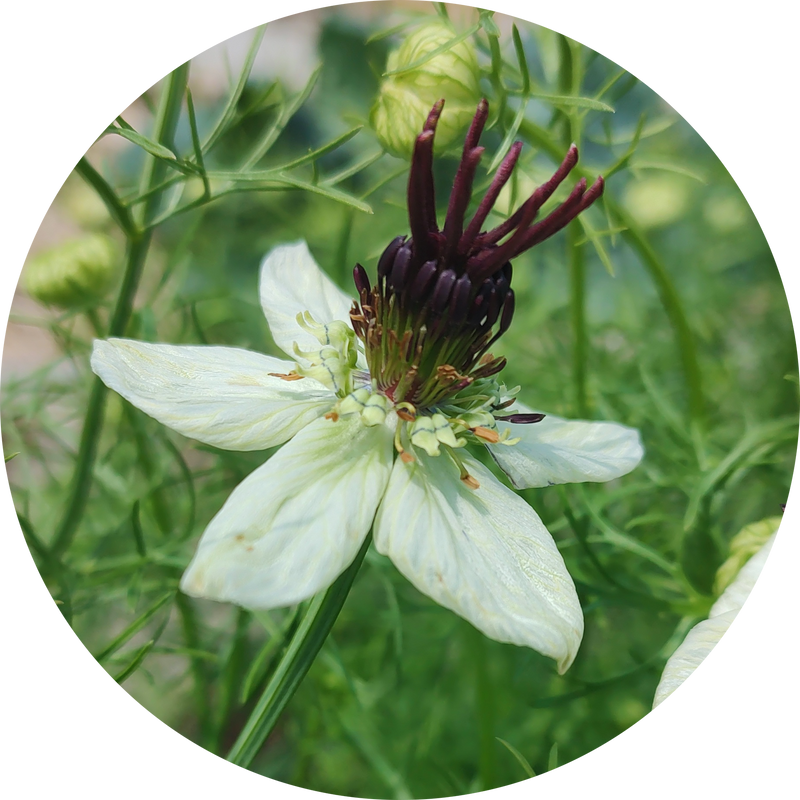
left=3, top=3, right=796, bottom=796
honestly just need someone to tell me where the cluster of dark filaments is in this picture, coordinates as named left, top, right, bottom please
left=350, top=98, right=604, bottom=410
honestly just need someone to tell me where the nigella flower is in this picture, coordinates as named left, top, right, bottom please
left=92, top=100, right=643, bottom=673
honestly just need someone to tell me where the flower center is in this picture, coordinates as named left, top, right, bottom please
left=349, top=98, right=603, bottom=412
left=279, top=99, right=604, bottom=487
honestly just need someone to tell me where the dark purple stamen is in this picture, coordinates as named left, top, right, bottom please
left=350, top=99, right=603, bottom=408
left=460, top=142, right=523, bottom=254
left=378, top=236, right=405, bottom=279
left=495, top=412, right=546, bottom=424
left=353, top=263, right=370, bottom=297
left=410, top=259, right=438, bottom=300
left=431, top=269, right=456, bottom=312
left=389, top=245, right=412, bottom=291
left=449, top=274, right=473, bottom=323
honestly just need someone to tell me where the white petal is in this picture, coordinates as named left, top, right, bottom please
left=259, top=241, right=356, bottom=359
left=180, top=413, right=394, bottom=609
left=488, top=401, right=644, bottom=488
left=653, top=533, right=775, bottom=707
left=652, top=610, right=737, bottom=707
left=374, top=451, right=583, bottom=673
left=92, top=338, right=333, bottom=451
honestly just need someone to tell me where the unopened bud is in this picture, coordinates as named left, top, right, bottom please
left=25, top=233, right=118, bottom=308
left=713, top=516, right=781, bottom=595
left=371, top=20, right=480, bottom=158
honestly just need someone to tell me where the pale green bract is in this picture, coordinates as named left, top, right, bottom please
left=91, top=241, right=644, bottom=674
left=653, top=530, right=777, bottom=707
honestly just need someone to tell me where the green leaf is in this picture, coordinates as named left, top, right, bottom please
left=273, top=174, right=373, bottom=214
left=324, top=150, right=384, bottom=187
left=487, top=98, right=529, bottom=173
left=589, top=115, right=677, bottom=146
left=511, top=24, right=530, bottom=95
left=496, top=738, right=536, bottom=779
left=278, top=126, right=363, bottom=171
left=630, top=160, right=707, bottom=184
left=365, top=19, right=423, bottom=44
left=578, top=216, right=616, bottom=276
left=4, top=451, right=20, bottom=462
left=593, top=69, right=627, bottom=102
left=478, top=10, right=500, bottom=38
left=547, top=742, right=559, bottom=772
left=113, top=639, right=155, bottom=684
left=226, top=534, right=371, bottom=768
left=241, top=63, right=323, bottom=171
left=95, top=592, right=174, bottom=662
left=203, top=24, right=267, bottom=153
left=383, top=23, right=481, bottom=77
left=185, top=88, right=210, bottom=198
left=683, top=417, right=798, bottom=530
left=531, top=93, right=614, bottom=113
left=107, top=126, right=177, bottom=161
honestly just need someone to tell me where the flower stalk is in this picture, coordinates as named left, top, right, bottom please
left=226, top=534, right=372, bottom=767
left=49, top=63, right=189, bottom=560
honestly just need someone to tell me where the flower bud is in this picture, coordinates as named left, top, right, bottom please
left=25, top=233, right=118, bottom=308
left=371, top=20, right=480, bottom=158
left=713, top=516, right=781, bottom=595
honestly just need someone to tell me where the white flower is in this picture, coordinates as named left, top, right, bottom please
left=653, top=532, right=776, bottom=706
left=92, top=243, right=643, bottom=675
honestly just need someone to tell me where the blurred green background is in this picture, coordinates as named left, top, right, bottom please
left=2, top=3, right=796, bottom=797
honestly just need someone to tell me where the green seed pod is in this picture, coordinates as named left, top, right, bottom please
left=371, top=20, right=481, bottom=158
left=25, top=233, right=118, bottom=308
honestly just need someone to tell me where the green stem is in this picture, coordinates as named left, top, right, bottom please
left=568, top=222, right=588, bottom=417
left=49, top=64, right=189, bottom=559
left=514, top=115, right=706, bottom=428
left=470, top=626, right=495, bottom=791
left=175, top=592, right=214, bottom=746
left=226, top=534, right=371, bottom=768
left=212, top=608, right=252, bottom=754
left=608, top=199, right=705, bottom=427
left=560, top=40, right=588, bottom=417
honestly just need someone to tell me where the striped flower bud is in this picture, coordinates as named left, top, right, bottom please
left=371, top=20, right=480, bottom=158
left=25, top=233, right=118, bottom=308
